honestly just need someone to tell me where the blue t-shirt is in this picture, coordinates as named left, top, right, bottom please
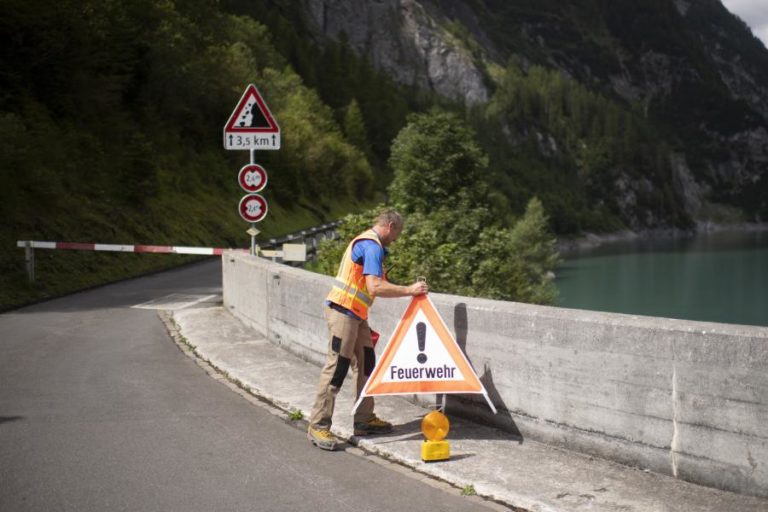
left=326, top=239, right=388, bottom=319
left=351, top=239, right=387, bottom=278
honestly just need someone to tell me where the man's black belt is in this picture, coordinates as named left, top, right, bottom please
left=327, top=302, right=353, bottom=315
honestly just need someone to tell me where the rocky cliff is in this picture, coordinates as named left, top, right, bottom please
left=295, top=0, right=768, bottom=227
left=301, top=0, right=488, bottom=104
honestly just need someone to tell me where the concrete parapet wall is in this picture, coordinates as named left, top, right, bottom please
left=222, top=251, right=768, bottom=498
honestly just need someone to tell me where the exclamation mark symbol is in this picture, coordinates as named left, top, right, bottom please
left=416, top=322, right=427, bottom=364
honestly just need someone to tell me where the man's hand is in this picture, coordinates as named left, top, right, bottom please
left=406, top=281, right=429, bottom=296
left=366, top=275, right=429, bottom=298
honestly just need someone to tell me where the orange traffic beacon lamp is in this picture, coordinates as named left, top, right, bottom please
left=421, top=410, right=450, bottom=462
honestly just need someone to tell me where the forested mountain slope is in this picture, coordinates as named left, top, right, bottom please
left=3, top=0, right=767, bottom=308
left=0, top=0, right=410, bottom=308
left=280, top=0, right=768, bottom=231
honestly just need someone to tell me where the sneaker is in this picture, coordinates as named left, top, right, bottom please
left=308, top=426, right=338, bottom=451
left=353, top=415, right=394, bottom=436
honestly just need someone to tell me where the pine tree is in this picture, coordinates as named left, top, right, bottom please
left=343, top=99, right=371, bottom=155
left=507, top=197, right=560, bottom=304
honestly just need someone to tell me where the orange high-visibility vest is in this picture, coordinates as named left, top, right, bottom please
left=326, top=229, right=384, bottom=320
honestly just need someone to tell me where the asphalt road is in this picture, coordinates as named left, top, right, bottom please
left=0, top=259, right=491, bottom=512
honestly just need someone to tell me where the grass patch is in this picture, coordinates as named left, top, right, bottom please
left=1, top=196, right=358, bottom=311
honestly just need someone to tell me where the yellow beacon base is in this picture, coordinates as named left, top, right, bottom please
left=421, top=410, right=451, bottom=462
left=422, top=439, right=450, bottom=462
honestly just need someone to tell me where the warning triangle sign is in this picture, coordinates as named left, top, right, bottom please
left=353, top=295, right=497, bottom=414
left=224, top=84, right=280, bottom=133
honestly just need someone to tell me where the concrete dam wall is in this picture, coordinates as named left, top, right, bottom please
left=222, top=251, right=768, bottom=498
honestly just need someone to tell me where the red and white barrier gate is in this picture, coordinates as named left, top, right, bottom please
left=16, top=241, right=242, bottom=256
left=16, top=240, right=305, bottom=284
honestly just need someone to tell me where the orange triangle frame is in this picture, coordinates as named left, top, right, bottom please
left=356, top=296, right=496, bottom=415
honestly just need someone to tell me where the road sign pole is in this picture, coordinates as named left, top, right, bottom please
left=247, top=226, right=261, bottom=257
left=25, top=241, right=35, bottom=284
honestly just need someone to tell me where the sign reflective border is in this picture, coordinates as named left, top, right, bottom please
left=238, top=164, right=268, bottom=193
left=238, top=194, right=268, bottom=223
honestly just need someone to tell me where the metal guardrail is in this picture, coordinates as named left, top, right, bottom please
left=263, top=220, right=342, bottom=249
left=262, top=220, right=342, bottom=261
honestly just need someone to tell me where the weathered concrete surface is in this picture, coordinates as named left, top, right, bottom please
left=222, top=251, right=768, bottom=498
left=172, top=305, right=768, bottom=511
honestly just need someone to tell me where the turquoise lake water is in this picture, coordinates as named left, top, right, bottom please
left=555, top=230, right=768, bottom=327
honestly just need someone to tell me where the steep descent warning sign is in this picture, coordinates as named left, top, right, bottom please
left=223, top=84, right=280, bottom=150
left=353, top=294, right=497, bottom=414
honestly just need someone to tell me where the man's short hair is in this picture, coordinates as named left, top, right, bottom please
left=375, top=209, right=403, bottom=229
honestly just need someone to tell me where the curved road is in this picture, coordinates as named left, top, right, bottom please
left=0, top=259, right=493, bottom=511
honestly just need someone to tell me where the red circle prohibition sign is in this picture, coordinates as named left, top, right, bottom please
left=239, top=194, right=268, bottom=223
left=238, top=164, right=268, bottom=193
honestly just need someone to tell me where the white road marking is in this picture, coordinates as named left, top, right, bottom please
left=132, top=294, right=220, bottom=311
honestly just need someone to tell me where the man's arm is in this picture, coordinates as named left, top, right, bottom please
left=365, top=274, right=428, bottom=298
